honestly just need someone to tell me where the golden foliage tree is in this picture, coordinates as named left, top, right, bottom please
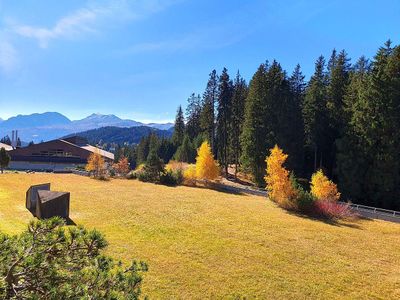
left=195, top=141, right=219, bottom=180
left=265, top=145, right=297, bottom=207
left=113, top=156, right=130, bottom=176
left=310, top=169, right=340, bottom=201
left=183, top=164, right=197, bottom=185
left=86, top=152, right=106, bottom=178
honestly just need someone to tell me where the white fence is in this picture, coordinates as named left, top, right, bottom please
left=340, top=202, right=400, bottom=223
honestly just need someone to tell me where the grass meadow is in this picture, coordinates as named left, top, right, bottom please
left=0, top=173, right=399, bottom=299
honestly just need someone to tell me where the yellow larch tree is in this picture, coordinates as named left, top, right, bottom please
left=310, top=169, right=340, bottom=201
left=86, top=151, right=106, bottom=178
left=195, top=141, right=219, bottom=180
left=264, top=145, right=297, bottom=207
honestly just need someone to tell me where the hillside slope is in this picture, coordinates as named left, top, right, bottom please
left=67, top=125, right=173, bottom=145
left=0, top=174, right=399, bottom=299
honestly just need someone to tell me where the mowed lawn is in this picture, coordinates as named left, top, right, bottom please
left=1, top=174, right=399, bottom=299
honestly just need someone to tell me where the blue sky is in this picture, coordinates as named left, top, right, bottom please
left=0, top=0, right=399, bottom=122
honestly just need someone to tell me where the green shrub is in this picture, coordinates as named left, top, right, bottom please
left=126, top=170, right=137, bottom=180
left=174, top=169, right=184, bottom=185
left=0, top=218, right=147, bottom=299
left=137, top=170, right=155, bottom=182
left=296, top=189, right=316, bottom=212
left=159, top=169, right=184, bottom=186
left=287, top=173, right=315, bottom=212
left=159, top=170, right=177, bottom=185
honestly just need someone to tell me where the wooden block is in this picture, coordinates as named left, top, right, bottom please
left=25, top=183, right=51, bottom=216
left=36, top=190, right=70, bottom=219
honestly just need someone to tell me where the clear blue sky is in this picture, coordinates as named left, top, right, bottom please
left=0, top=0, right=399, bottom=122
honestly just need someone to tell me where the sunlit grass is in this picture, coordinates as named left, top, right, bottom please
left=1, top=173, right=399, bottom=299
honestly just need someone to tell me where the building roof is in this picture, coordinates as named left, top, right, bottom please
left=80, top=144, right=114, bottom=160
left=8, top=137, right=114, bottom=162
left=0, top=142, right=13, bottom=151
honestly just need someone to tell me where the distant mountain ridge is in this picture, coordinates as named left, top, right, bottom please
left=67, top=126, right=174, bottom=145
left=0, top=112, right=174, bottom=143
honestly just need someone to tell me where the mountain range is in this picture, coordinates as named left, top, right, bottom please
left=67, top=126, right=173, bottom=145
left=0, top=112, right=173, bottom=143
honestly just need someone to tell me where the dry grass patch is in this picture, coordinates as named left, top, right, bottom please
left=0, top=173, right=399, bottom=299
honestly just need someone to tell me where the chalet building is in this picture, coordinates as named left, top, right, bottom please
left=0, top=142, right=13, bottom=151
left=7, top=136, right=114, bottom=171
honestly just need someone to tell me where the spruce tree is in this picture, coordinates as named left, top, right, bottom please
left=230, top=71, right=248, bottom=178
left=337, top=41, right=400, bottom=209
left=216, top=67, right=233, bottom=176
left=200, top=70, right=218, bottom=154
left=288, top=64, right=306, bottom=174
left=185, top=93, right=202, bottom=140
left=0, top=147, right=11, bottom=173
left=172, top=105, right=185, bottom=146
left=302, top=56, right=329, bottom=174
left=174, top=134, right=196, bottom=163
left=0, top=136, right=11, bottom=145
left=241, top=60, right=300, bottom=186
left=136, top=135, right=151, bottom=164
left=325, top=49, right=351, bottom=176
left=240, top=63, right=269, bottom=185
left=158, top=138, right=176, bottom=163
left=336, top=56, right=371, bottom=204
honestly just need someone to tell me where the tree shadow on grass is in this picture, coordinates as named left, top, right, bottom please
left=181, top=182, right=246, bottom=196
left=285, top=209, right=371, bottom=229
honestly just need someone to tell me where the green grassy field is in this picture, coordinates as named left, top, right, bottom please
left=0, top=173, right=399, bottom=299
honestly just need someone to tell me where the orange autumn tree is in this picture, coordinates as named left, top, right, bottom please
left=310, top=169, right=340, bottom=201
left=113, top=156, right=130, bottom=176
left=195, top=141, right=219, bottom=180
left=264, top=145, right=297, bottom=208
left=86, top=151, right=106, bottom=178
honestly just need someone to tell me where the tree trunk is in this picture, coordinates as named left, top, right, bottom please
left=314, top=147, right=317, bottom=171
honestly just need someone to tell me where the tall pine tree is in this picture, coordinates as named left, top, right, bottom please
left=303, top=56, right=329, bottom=175
left=216, top=67, right=233, bottom=176
left=172, top=105, right=185, bottom=146
left=200, top=70, right=218, bottom=155
left=325, top=49, right=351, bottom=177
left=241, top=63, right=269, bottom=185
left=337, top=41, right=400, bottom=209
left=230, top=71, right=248, bottom=178
left=185, top=93, right=202, bottom=140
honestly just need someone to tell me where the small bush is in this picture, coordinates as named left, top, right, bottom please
left=174, top=169, right=184, bottom=185
left=165, top=160, right=187, bottom=173
left=296, top=189, right=316, bottom=213
left=97, top=174, right=110, bottom=181
left=137, top=170, right=155, bottom=182
left=126, top=170, right=137, bottom=180
left=310, top=170, right=340, bottom=201
left=160, top=171, right=178, bottom=186
left=313, top=200, right=356, bottom=220
left=183, top=164, right=197, bottom=185
left=126, top=164, right=145, bottom=180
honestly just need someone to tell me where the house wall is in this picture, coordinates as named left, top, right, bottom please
left=7, top=138, right=113, bottom=171
left=8, top=161, right=85, bottom=171
left=8, top=139, right=92, bottom=160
